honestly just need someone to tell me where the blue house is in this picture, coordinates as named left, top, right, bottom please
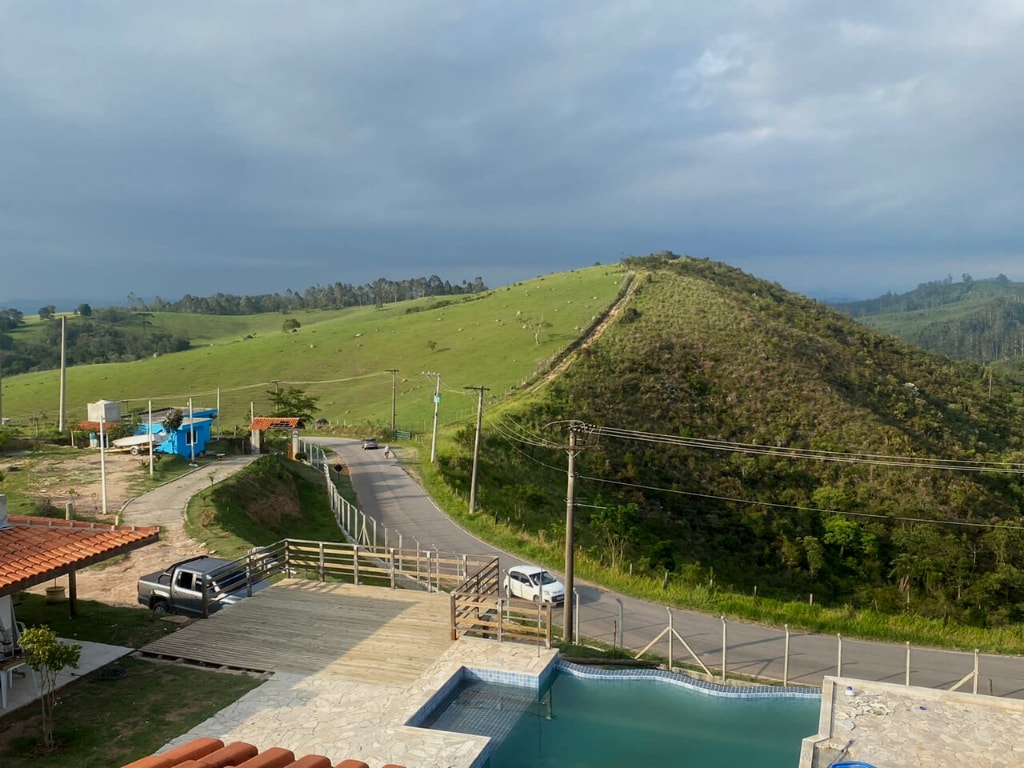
left=135, top=407, right=218, bottom=459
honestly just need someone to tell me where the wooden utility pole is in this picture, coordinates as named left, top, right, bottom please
left=465, top=385, right=489, bottom=514
left=386, top=369, right=399, bottom=436
left=58, top=316, right=67, bottom=432
left=424, top=371, right=441, bottom=463
left=563, top=423, right=583, bottom=644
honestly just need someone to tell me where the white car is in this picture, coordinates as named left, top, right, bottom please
left=504, top=565, right=565, bottom=603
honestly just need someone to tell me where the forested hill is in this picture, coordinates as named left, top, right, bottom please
left=450, top=255, right=1024, bottom=628
left=832, top=274, right=1024, bottom=374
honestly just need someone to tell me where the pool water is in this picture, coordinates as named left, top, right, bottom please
left=424, top=670, right=819, bottom=768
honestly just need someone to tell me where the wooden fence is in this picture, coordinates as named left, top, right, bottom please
left=449, top=556, right=553, bottom=646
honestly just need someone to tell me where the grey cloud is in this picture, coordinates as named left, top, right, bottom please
left=1, top=1, right=1022, bottom=305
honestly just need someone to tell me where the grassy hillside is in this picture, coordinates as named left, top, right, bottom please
left=429, top=256, right=1024, bottom=630
left=0, top=266, right=627, bottom=433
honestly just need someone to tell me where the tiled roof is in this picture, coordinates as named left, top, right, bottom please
left=0, top=515, right=160, bottom=596
left=249, top=417, right=303, bottom=431
left=121, top=737, right=407, bottom=768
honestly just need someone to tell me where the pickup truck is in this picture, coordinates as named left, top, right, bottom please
left=137, top=555, right=269, bottom=617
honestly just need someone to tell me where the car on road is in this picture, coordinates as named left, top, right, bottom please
left=361, top=437, right=378, bottom=450
left=504, top=564, right=565, bottom=603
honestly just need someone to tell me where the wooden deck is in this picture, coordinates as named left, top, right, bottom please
left=139, top=579, right=453, bottom=686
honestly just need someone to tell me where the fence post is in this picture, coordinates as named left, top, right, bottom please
left=353, top=545, right=360, bottom=585
left=201, top=573, right=210, bottom=618
left=389, top=548, right=396, bottom=589
left=450, top=593, right=458, bottom=641
left=783, top=624, right=790, bottom=686
left=318, top=542, right=325, bottom=582
left=573, top=589, right=580, bottom=645
left=615, top=597, right=624, bottom=649
left=905, top=642, right=911, bottom=686
left=837, top=633, right=843, bottom=678
left=497, top=598, right=504, bottom=643
left=426, top=551, right=432, bottom=592
left=372, top=518, right=378, bottom=548
left=721, top=616, right=727, bottom=683
left=667, top=607, right=674, bottom=670
left=973, top=649, right=979, bottom=695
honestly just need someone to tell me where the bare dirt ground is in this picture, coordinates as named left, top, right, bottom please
left=8, top=450, right=207, bottom=608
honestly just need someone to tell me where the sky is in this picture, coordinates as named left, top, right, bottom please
left=2, top=1, right=1023, bottom=309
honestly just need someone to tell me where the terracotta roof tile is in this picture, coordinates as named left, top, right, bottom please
left=249, top=418, right=303, bottom=431
left=0, top=515, right=160, bottom=596
left=120, top=739, right=406, bottom=768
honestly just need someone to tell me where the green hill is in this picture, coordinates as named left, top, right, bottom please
left=0, top=265, right=628, bottom=432
left=833, top=274, right=1024, bottom=376
left=6, top=256, right=1024, bottom=634
left=429, top=255, right=1024, bottom=629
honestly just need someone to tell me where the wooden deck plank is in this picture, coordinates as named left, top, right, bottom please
left=140, top=580, right=452, bottom=685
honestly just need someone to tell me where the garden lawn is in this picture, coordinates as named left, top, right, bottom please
left=0, top=656, right=262, bottom=768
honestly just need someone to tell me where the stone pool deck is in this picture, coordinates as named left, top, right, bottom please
left=161, top=637, right=558, bottom=768
left=801, top=676, right=1024, bottom=768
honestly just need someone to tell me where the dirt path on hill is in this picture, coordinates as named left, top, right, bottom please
left=533, top=270, right=639, bottom=390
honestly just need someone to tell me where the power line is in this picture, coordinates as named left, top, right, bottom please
left=588, top=424, right=1024, bottom=475
left=579, top=473, right=1024, bottom=532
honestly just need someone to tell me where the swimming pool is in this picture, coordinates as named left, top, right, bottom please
left=419, top=664, right=820, bottom=768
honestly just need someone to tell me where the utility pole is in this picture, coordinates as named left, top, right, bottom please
left=58, top=316, right=67, bottom=432
left=386, top=369, right=399, bottom=436
left=424, top=371, right=441, bottom=463
left=99, top=418, right=108, bottom=516
left=563, top=423, right=583, bottom=644
left=464, top=385, right=489, bottom=514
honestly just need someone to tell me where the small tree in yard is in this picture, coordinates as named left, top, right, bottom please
left=267, top=385, right=320, bottom=423
left=18, top=626, right=82, bottom=750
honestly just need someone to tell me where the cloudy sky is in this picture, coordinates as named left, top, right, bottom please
left=2, top=1, right=1022, bottom=308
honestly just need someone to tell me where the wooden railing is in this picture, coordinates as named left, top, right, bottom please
left=450, top=557, right=553, bottom=647
left=280, top=538, right=494, bottom=593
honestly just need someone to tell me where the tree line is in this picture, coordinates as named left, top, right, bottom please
left=0, top=272, right=488, bottom=375
left=139, top=274, right=488, bottom=315
left=0, top=307, right=190, bottom=375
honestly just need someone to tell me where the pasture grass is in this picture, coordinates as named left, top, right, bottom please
left=1, top=266, right=628, bottom=436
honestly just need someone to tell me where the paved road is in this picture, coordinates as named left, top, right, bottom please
left=120, top=455, right=259, bottom=529
left=311, top=436, right=1024, bottom=698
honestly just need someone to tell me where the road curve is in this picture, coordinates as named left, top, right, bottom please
left=311, top=436, right=1024, bottom=699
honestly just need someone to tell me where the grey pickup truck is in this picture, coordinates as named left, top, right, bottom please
left=137, top=555, right=270, bottom=617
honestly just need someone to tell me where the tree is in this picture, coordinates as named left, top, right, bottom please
left=267, top=385, right=320, bottom=423
left=589, top=502, right=640, bottom=570
left=18, top=626, right=81, bottom=750
left=521, top=315, right=551, bottom=345
left=38, top=305, right=56, bottom=321
left=163, top=408, right=184, bottom=432
left=282, top=318, right=301, bottom=333
left=75, top=303, right=92, bottom=317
